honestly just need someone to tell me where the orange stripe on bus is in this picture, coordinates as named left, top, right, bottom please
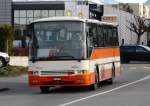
left=90, top=47, right=120, bottom=59
left=28, top=72, right=96, bottom=87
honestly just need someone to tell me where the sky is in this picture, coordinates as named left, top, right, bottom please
left=12, top=0, right=148, bottom=4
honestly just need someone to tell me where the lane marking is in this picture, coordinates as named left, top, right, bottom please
left=58, top=75, right=150, bottom=106
left=144, top=67, right=150, bottom=69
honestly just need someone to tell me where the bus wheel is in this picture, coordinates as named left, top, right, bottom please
left=107, top=63, right=115, bottom=84
left=40, top=86, right=49, bottom=93
left=89, top=71, right=99, bottom=91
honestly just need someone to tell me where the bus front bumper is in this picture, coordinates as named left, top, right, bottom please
left=29, top=72, right=95, bottom=87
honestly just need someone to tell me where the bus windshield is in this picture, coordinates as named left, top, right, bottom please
left=31, top=21, right=86, bottom=60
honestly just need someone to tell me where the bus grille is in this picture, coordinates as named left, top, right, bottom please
left=40, top=71, right=74, bottom=76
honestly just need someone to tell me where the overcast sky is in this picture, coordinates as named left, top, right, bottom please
left=12, top=0, right=148, bottom=3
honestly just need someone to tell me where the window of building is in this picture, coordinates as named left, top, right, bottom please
left=49, top=10, right=55, bottom=17
left=27, top=17, right=33, bottom=24
left=34, top=10, right=41, bottom=18
left=20, top=10, right=26, bottom=17
left=27, top=10, right=33, bottom=17
left=20, top=18, right=26, bottom=24
left=41, top=10, right=48, bottom=18
left=56, top=10, right=64, bottom=16
left=14, top=10, right=19, bottom=17
left=14, top=17, right=20, bottom=25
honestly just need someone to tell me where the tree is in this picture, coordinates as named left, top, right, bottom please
left=0, top=25, right=14, bottom=55
left=127, top=16, right=147, bottom=44
left=145, top=20, right=150, bottom=46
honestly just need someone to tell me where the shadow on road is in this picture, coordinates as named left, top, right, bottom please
left=0, top=81, right=115, bottom=95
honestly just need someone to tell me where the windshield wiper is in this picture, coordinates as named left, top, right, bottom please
left=51, top=56, right=77, bottom=59
left=32, top=56, right=81, bottom=61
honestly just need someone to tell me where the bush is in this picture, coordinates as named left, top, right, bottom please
left=0, top=25, right=14, bottom=55
left=0, top=66, right=28, bottom=77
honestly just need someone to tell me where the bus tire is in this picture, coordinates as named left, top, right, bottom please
left=107, top=63, right=115, bottom=84
left=89, top=70, right=99, bottom=91
left=40, top=86, right=49, bottom=93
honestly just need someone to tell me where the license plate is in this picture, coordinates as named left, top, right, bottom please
left=53, top=78, right=61, bottom=81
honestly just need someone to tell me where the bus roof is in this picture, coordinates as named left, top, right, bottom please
left=31, top=17, right=118, bottom=27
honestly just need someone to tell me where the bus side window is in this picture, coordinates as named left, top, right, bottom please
left=86, top=24, right=97, bottom=57
left=88, top=24, right=97, bottom=47
left=108, top=27, right=113, bottom=46
left=97, top=26, right=104, bottom=47
left=103, top=27, right=107, bottom=46
left=89, top=24, right=98, bottom=47
left=113, top=27, right=119, bottom=46
left=104, top=26, right=113, bottom=47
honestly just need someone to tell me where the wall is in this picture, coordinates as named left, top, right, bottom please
left=0, top=0, right=12, bottom=25
left=9, top=56, right=28, bottom=67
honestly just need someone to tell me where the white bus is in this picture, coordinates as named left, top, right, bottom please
left=28, top=17, right=121, bottom=93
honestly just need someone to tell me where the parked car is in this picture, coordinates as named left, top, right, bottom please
left=0, top=52, right=9, bottom=67
left=120, top=45, right=150, bottom=63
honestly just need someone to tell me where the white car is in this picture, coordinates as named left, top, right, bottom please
left=0, top=52, right=9, bottom=67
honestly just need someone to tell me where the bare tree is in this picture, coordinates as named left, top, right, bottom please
left=145, top=20, right=150, bottom=46
left=127, top=16, right=147, bottom=44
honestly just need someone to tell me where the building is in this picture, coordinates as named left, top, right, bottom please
left=103, top=6, right=148, bottom=45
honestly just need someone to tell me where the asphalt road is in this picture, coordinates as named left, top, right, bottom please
left=0, top=63, right=150, bottom=106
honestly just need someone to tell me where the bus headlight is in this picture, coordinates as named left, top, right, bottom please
left=32, top=71, right=39, bottom=75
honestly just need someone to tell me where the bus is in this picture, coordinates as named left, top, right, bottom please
left=28, top=17, right=121, bottom=93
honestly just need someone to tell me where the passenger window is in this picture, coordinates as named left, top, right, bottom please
left=136, top=46, right=147, bottom=52
left=122, top=46, right=135, bottom=52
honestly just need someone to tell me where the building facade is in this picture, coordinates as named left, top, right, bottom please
left=12, top=0, right=103, bottom=48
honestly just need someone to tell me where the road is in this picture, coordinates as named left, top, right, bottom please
left=0, top=63, right=150, bottom=106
